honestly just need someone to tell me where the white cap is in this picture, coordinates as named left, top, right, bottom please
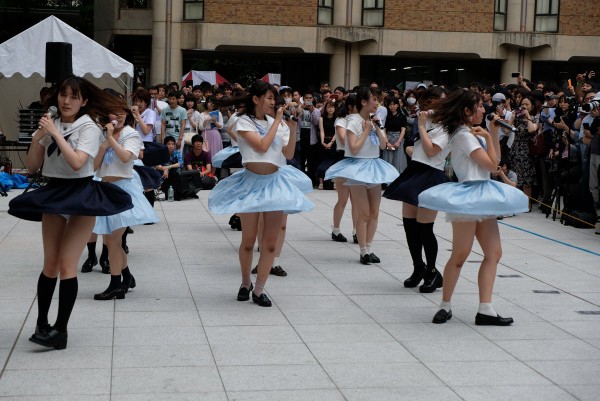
left=492, top=93, right=506, bottom=102
left=416, top=83, right=427, bottom=89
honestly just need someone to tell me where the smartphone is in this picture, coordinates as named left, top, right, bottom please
left=583, top=123, right=590, bottom=130
left=330, top=94, right=338, bottom=101
left=511, top=72, right=521, bottom=78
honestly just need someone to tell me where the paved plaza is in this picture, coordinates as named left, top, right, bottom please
left=0, top=188, right=599, bottom=400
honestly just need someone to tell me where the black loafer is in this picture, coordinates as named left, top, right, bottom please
left=475, top=313, right=514, bottom=326
left=94, top=286, right=125, bottom=301
left=270, top=266, right=287, bottom=277
left=353, top=234, right=358, bottom=244
left=432, top=309, right=452, bottom=324
left=370, top=253, right=381, bottom=263
left=34, top=323, right=52, bottom=336
left=237, top=283, right=254, bottom=301
left=331, top=232, right=348, bottom=242
left=81, top=257, right=98, bottom=273
left=360, top=254, right=372, bottom=265
left=29, top=328, right=68, bottom=350
left=419, top=268, right=443, bottom=293
left=252, top=292, right=272, bottom=307
left=404, top=264, right=426, bottom=288
left=100, top=259, right=111, bottom=274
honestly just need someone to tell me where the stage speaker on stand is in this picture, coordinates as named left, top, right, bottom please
left=45, top=42, right=73, bottom=84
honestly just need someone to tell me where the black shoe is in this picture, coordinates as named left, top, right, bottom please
left=370, top=253, right=381, bottom=263
left=404, top=263, right=426, bottom=288
left=81, top=257, right=98, bottom=273
left=360, top=254, right=372, bottom=265
left=100, top=259, right=110, bottom=274
left=94, top=286, right=125, bottom=300
left=34, top=323, right=52, bottom=336
left=432, top=309, right=452, bottom=324
left=251, top=265, right=258, bottom=274
left=353, top=234, right=358, bottom=244
left=475, top=313, right=514, bottom=326
left=122, top=275, right=136, bottom=293
left=29, top=328, right=68, bottom=350
left=270, top=266, right=287, bottom=277
left=237, top=283, right=254, bottom=301
left=252, top=292, right=272, bottom=307
left=331, top=232, right=348, bottom=242
left=419, top=268, right=443, bottom=293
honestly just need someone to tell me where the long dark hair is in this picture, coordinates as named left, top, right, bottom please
left=218, top=80, right=275, bottom=117
left=418, top=86, right=448, bottom=111
left=44, top=76, right=129, bottom=123
left=432, top=89, right=482, bottom=135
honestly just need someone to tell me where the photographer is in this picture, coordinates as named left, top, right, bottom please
left=486, top=92, right=514, bottom=157
left=574, top=90, right=597, bottom=212
left=587, top=96, right=600, bottom=212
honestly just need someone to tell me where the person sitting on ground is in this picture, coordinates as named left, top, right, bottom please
left=184, top=134, right=217, bottom=190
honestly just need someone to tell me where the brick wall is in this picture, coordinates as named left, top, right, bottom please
left=558, top=0, right=599, bottom=36
left=204, top=0, right=317, bottom=26
left=386, top=0, right=494, bottom=32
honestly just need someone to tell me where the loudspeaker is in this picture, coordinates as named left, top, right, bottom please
left=45, top=42, right=73, bottom=83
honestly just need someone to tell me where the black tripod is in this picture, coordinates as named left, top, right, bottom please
left=545, top=135, right=571, bottom=221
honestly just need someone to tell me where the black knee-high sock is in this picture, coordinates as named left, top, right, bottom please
left=144, top=190, right=155, bottom=207
left=36, top=272, right=58, bottom=327
left=54, top=277, right=78, bottom=332
left=403, top=217, right=424, bottom=266
left=418, top=222, right=438, bottom=269
left=86, top=241, right=97, bottom=260
left=100, top=243, right=109, bottom=263
left=121, top=230, right=128, bottom=249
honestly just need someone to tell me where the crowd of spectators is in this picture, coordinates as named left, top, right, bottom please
left=133, top=72, right=600, bottom=232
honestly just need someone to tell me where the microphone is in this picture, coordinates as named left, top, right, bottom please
left=370, top=114, right=384, bottom=129
left=486, top=113, right=517, bottom=133
left=111, top=120, right=118, bottom=127
left=38, top=106, right=58, bottom=130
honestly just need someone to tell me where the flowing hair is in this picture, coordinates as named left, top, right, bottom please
left=44, top=76, right=129, bottom=123
left=218, top=80, right=275, bottom=117
left=432, top=89, right=482, bottom=135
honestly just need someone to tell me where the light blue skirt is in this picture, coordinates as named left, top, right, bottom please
left=208, top=168, right=314, bottom=214
left=279, top=165, right=313, bottom=194
left=325, top=157, right=400, bottom=185
left=211, top=146, right=240, bottom=168
left=418, top=180, right=529, bottom=217
left=93, top=172, right=159, bottom=234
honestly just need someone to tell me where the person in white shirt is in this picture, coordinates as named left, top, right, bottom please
left=8, top=76, right=133, bottom=350
left=418, top=89, right=528, bottom=326
left=208, top=81, right=313, bottom=307
left=92, top=106, right=159, bottom=301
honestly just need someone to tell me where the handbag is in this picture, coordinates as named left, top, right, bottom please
left=529, top=132, right=546, bottom=156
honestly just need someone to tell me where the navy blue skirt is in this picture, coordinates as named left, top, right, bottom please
left=8, top=177, right=133, bottom=222
left=383, top=161, right=449, bottom=206
left=133, top=165, right=162, bottom=190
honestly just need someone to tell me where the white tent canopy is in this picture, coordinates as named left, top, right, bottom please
left=0, top=15, right=134, bottom=141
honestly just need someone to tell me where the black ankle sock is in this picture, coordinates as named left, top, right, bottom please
left=121, top=266, right=132, bottom=282
left=403, top=217, right=424, bottom=266
left=86, top=241, right=97, bottom=260
left=54, top=277, right=78, bottom=332
left=107, top=274, right=122, bottom=291
left=36, top=272, right=58, bottom=327
left=418, top=222, right=438, bottom=269
left=121, top=230, right=129, bottom=249
left=100, top=244, right=109, bottom=263
left=144, top=190, right=155, bottom=207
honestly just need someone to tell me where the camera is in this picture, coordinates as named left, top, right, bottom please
left=514, top=107, right=525, bottom=118
left=581, top=101, right=600, bottom=113
left=511, top=72, right=521, bottom=78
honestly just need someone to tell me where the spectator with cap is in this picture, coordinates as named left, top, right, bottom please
left=488, top=92, right=514, bottom=157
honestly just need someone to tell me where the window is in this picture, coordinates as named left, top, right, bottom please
left=534, top=0, right=559, bottom=32
left=318, top=0, right=334, bottom=25
left=362, top=0, right=384, bottom=27
left=184, top=0, right=204, bottom=21
left=494, top=0, right=507, bottom=31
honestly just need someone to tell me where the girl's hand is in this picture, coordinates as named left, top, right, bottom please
left=275, top=106, right=284, bottom=121
left=362, top=119, right=371, bottom=134
left=417, top=110, right=429, bottom=125
left=131, top=105, right=140, bottom=118
left=471, top=126, right=489, bottom=138
left=104, top=122, right=114, bottom=138
left=38, top=115, right=58, bottom=136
